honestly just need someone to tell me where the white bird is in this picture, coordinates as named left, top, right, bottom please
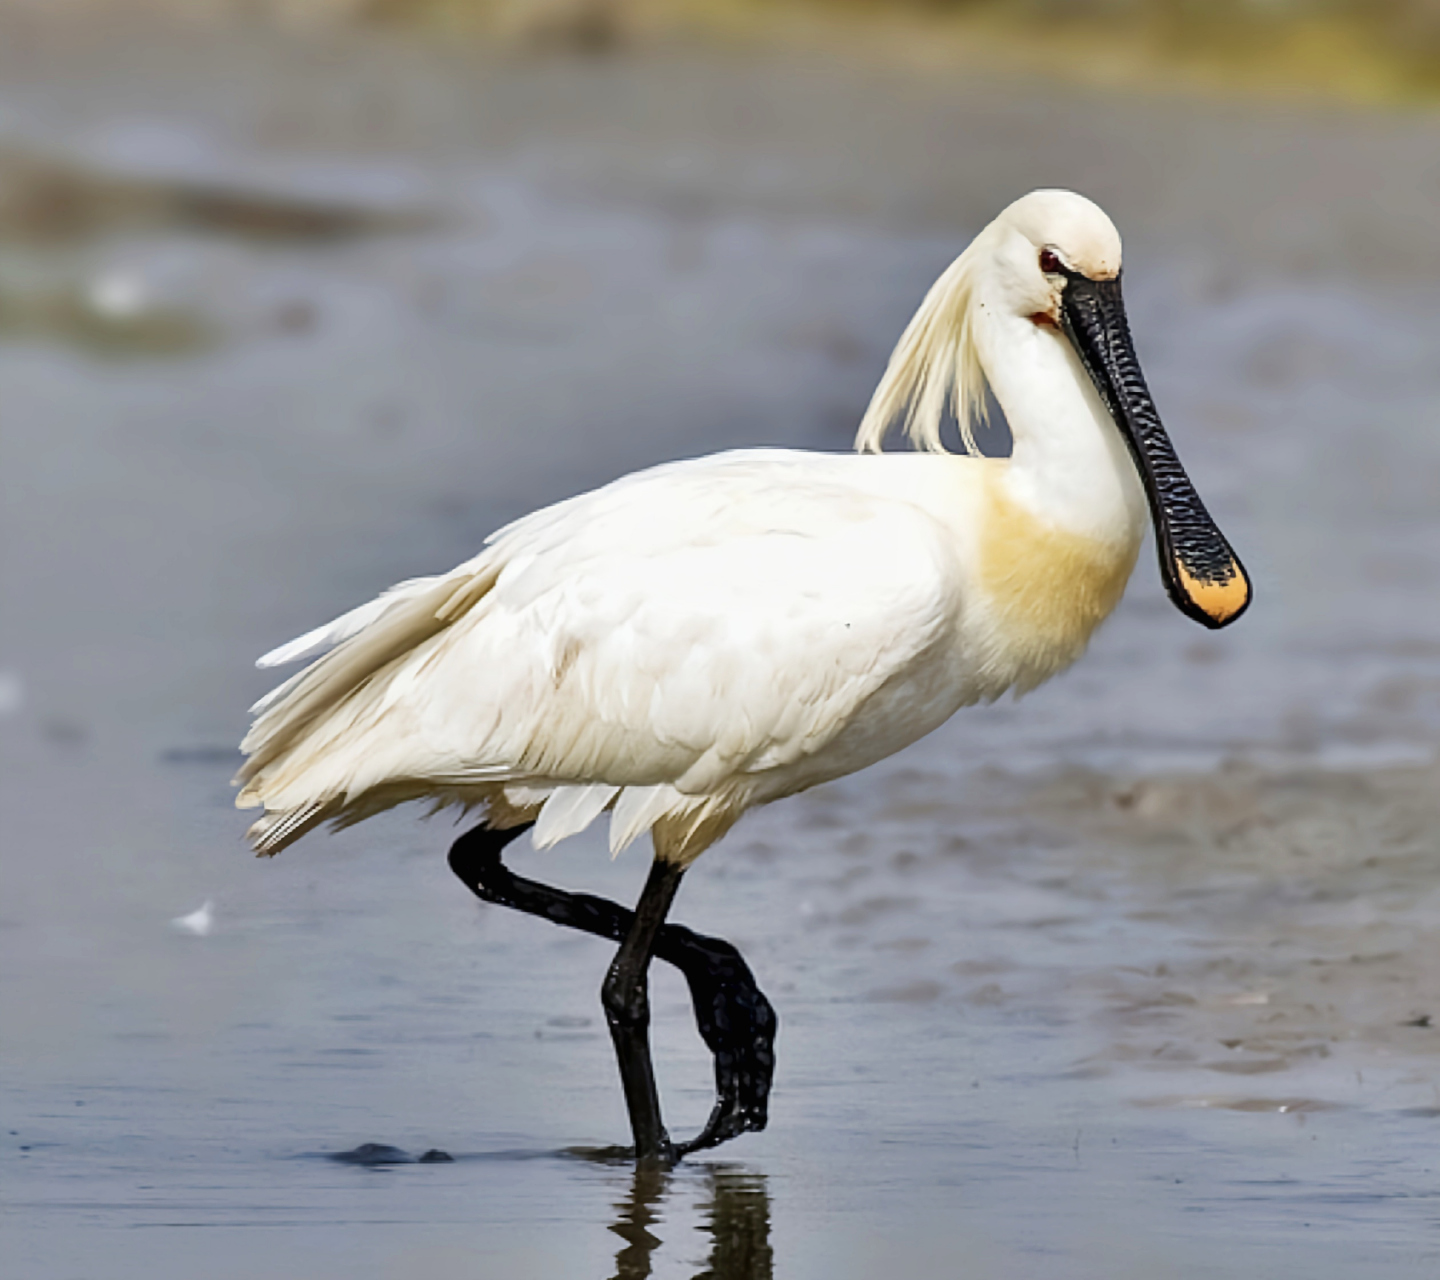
left=236, top=189, right=1249, bottom=1164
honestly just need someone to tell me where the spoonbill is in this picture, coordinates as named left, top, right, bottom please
left=237, top=189, right=1250, bottom=1165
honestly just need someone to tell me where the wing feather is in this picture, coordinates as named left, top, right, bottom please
left=238, top=451, right=965, bottom=855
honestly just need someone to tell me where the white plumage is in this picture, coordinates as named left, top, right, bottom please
left=238, top=189, right=1245, bottom=865
left=240, top=452, right=989, bottom=858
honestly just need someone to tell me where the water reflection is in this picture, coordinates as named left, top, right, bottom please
left=692, top=1167, right=773, bottom=1280
left=608, top=1164, right=773, bottom=1280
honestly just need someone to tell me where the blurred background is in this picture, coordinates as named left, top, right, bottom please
left=5, top=3, right=1440, bottom=1278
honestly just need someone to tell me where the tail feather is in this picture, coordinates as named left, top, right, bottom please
left=246, top=801, right=329, bottom=857
left=235, top=559, right=502, bottom=850
left=256, top=576, right=441, bottom=670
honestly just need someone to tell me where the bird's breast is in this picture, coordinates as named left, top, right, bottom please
left=972, top=475, right=1140, bottom=693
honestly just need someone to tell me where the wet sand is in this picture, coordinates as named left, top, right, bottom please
left=5, top=21, right=1440, bottom=1278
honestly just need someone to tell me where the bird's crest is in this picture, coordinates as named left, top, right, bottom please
left=855, top=238, right=988, bottom=457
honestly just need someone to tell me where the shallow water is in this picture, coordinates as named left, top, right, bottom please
left=6, top=24, right=1440, bottom=1278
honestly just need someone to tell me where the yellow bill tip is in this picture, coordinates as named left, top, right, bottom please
left=1176, top=559, right=1251, bottom=628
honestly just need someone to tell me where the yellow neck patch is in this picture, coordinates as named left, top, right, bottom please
left=978, top=476, right=1139, bottom=669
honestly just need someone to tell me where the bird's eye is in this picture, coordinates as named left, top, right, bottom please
left=1039, top=249, right=1063, bottom=275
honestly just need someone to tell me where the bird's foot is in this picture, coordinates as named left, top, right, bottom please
left=676, top=1041, right=772, bottom=1156
left=675, top=1092, right=766, bottom=1157
left=653, top=922, right=777, bottom=1157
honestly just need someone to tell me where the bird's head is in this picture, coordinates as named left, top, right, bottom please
left=988, top=188, right=1121, bottom=330
left=857, top=188, right=1250, bottom=631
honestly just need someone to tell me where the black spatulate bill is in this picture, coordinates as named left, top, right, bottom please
left=1060, top=271, right=1251, bottom=630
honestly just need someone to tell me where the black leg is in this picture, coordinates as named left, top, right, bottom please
left=603, top=857, right=683, bottom=1163
left=448, top=823, right=777, bottom=1158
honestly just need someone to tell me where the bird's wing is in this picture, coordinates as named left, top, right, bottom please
left=239, top=452, right=964, bottom=848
